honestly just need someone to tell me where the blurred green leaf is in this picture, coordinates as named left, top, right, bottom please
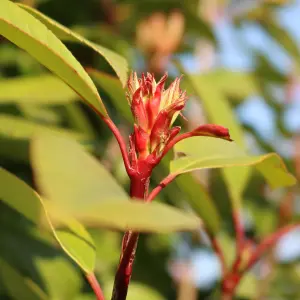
left=0, top=75, right=77, bottom=104
left=18, top=103, right=62, bottom=125
left=61, top=200, right=201, bottom=233
left=34, top=256, right=82, bottom=300
left=247, top=201, right=277, bottom=237
left=0, top=259, right=47, bottom=300
left=0, top=0, right=107, bottom=116
left=19, top=4, right=129, bottom=86
left=0, top=115, right=85, bottom=141
left=104, top=280, right=165, bottom=300
left=171, top=137, right=296, bottom=189
left=203, top=70, right=258, bottom=100
left=31, top=133, right=128, bottom=210
left=236, top=273, right=257, bottom=298
left=64, top=102, right=97, bottom=139
left=175, top=175, right=221, bottom=235
left=88, top=70, right=133, bottom=122
left=185, top=73, right=252, bottom=209
left=0, top=168, right=96, bottom=273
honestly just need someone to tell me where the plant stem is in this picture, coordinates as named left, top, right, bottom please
left=243, top=223, right=300, bottom=274
left=111, top=174, right=150, bottom=300
left=210, top=236, right=227, bottom=276
left=101, top=117, right=134, bottom=177
left=146, top=173, right=178, bottom=202
left=86, top=273, right=105, bottom=300
left=232, top=209, right=245, bottom=273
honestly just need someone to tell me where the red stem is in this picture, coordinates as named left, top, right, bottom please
left=86, top=273, right=105, bottom=300
left=111, top=174, right=150, bottom=300
left=155, top=132, right=192, bottom=165
left=210, top=236, right=227, bottom=276
left=146, top=173, right=178, bottom=203
left=232, top=209, right=245, bottom=274
left=101, top=117, right=134, bottom=177
left=242, top=223, right=300, bottom=274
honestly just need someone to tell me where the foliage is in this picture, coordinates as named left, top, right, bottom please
left=0, top=0, right=299, bottom=299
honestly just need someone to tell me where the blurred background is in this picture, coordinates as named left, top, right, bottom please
left=1, top=0, right=300, bottom=299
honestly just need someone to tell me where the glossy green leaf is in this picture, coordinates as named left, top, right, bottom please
left=0, top=0, right=107, bottom=116
left=88, top=70, right=133, bottom=122
left=0, top=259, right=47, bottom=300
left=175, top=175, right=221, bottom=235
left=0, top=168, right=96, bottom=273
left=171, top=137, right=296, bottom=189
left=19, top=4, right=129, bottom=86
left=185, top=73, right=251, bottom=208
left=59, top=200, right=201, bottom=233
left=0, top=75, right=77, bottom=104
left=31, top=133, right=128, bottom=210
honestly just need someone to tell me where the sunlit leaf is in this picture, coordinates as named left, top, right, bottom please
left=19, top=4, right=129, bottom=86
left=185, top=73, right=251, bottom=208
left=0, top=75, right=77, bottom=104
left=0, top=0, right=107, bottom=116
left=236, top=273, right=257, bottom=298
left=202, top=70, right=258, bottom=100
left=31, top=133, right=128, bottom=210
left=0, top=168, right=96, bottom=273
left=56, top=200, right=201, bottom=233
left=88, top=70, right=133, bottom=122
left=34, top=257, right=82, bottom=300
left=175, top=175, right=221, bottom=235
left=0, top=115, right=86, bottom=141
left=104, top=280, right=166, bottom=300
left=171, top=137, right=296, bottom=189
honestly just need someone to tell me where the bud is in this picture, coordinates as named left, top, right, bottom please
left=126, top=72, right=231, bottom=169
left=190, top=124, right=232, bottom=141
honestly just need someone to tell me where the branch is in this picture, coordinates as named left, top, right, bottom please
left=86, top=273, right=105, bottom=300
left=147, top=173, right=178, bottom=202
left=242, top=223, right=300, bottom=274
left=232, top=209, right=245, bottom=273
left=157, top=132, right=192, bottom=164
left=101, top=117, right=134, bottom=177
left=209, top=235, right=227, bottom=276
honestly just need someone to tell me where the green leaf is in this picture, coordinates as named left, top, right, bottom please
left=170, top=137, right=296, bottom=189
left=0, top=75, right=77, bottom=104
left=0, top=0, right=107, bottom=116
left=0, top=115, right=86, bottom=141
left=236, top=273, right=257, bottom=298
left=104, top=281, right=166, bottom=300
left=0, top=259, right=47, bottom=300
left=202, top=70, right=258, bottom=100
left=31, top=133, right=128, bottom=210
left=0, top=168, right=96, bottom=273
left=185, top=73, right=251, bottom=208
left=88, top=70, right=133, bottom=122
left=175, top=175, right=221, bottom=235
left=59, top=200, right=201, bottom=233
left=19, top=4, right=129, bottom=86
left=34, top=257, right=82, bottom=300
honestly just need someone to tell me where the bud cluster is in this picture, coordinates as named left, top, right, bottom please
left=126, top=72, right=232, bottom=172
